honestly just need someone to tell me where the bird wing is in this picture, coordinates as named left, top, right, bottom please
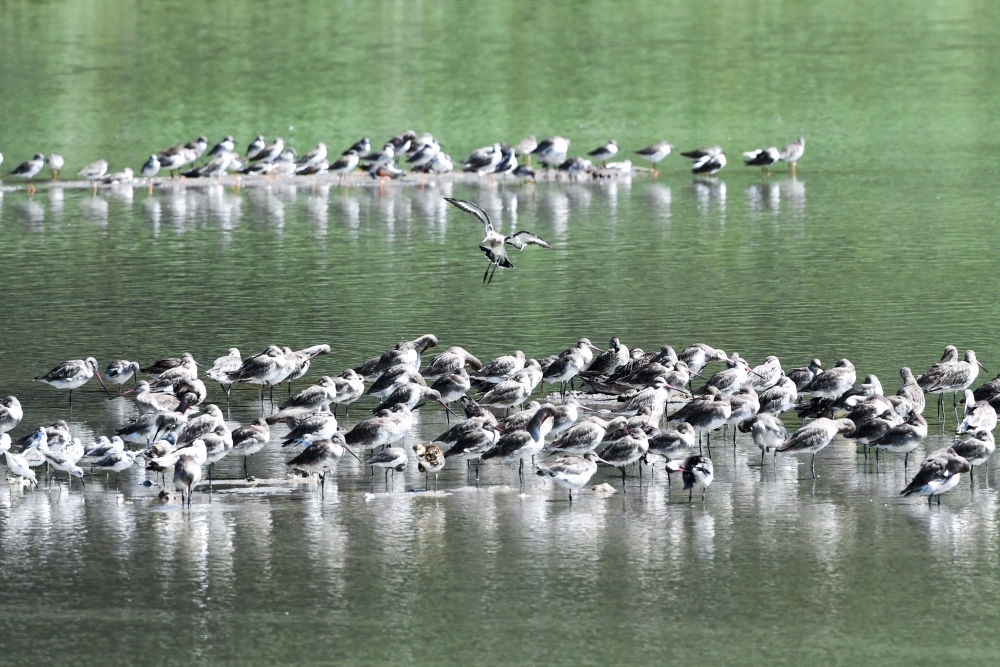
left=505, top=230, right=552, bottom=250
left=444, top=197, right=495, bottom=233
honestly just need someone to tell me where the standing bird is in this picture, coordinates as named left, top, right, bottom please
left=9, top=153, right=46, bottom=194
left=779, top=137, right=806, bottom=175
left=482, top=405, right=557, bottom=482
left=635, top=141, right=673, bottom=176
left=78, top=159, right=109, bottom=192
left=742, top=146, right=780, bottom=175
left=173, top=450, right=203, bottom=507
left=288, top=433, right=362, bottom=496
left=676, top=454, right=714, bottom=502
left=104, top=360, right=141, bottom=394
left=232, top=417, right=270, bottom=477
left=587, top=139, right=618, bottom=166
left=900, top=447, right=970, bottom=505
left=413, top=444, right=446, bottom=490
left=206, top=347, right=242, bottom=403
left=681, top=145, right=727, bottom=175
left=739, top=413, right=788, bottom=466
left=531, top=136, right=571, bottom=168
left=951, top=429, right=995, bottom=484
left=776, top=418, right=855, bottom=478
left=444, top=197, right=552, bottom=284
left=47, top=153, right=64, bottom=180
left=368, top=446, right=408, bottom=488
left=34, top=357, right=110, bottom=407
left=917, top=349, right=986, bottom=421
left=536, top=450, right=602, bottom=502
left=869, top=412, right=927, bottom=470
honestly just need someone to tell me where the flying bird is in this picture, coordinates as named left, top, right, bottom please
left=443, top=197, right=552, bottom=284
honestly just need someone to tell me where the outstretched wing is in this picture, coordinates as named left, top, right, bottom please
left=505, top=230, right=552, bottom=251
left=444, top=197, right=494, bottom=233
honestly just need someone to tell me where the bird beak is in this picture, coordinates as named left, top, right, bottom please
left=343, top=443, right=364, bottom=463
left=94, top=369, right=112, bottom=398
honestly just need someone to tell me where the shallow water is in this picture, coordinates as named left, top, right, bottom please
left=2, top=1, right=1000, bottom=665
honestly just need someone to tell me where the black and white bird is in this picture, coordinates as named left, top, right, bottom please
left=444, top=197, right=552, bottom=284
left=681, top=145, right=727, bottom=175
left=634, top=141, right=673, bottom=175
left=742, top=146, right=780, bottom=175
left=587, top=139, right=618, bottom=165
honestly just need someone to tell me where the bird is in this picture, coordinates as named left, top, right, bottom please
left=232, top=417, right=270, bottom=477
left=743, top=146, right=780, bottom=175
left=34, top=357, right=110, bottom=407
left=951, top=429, right=995, bottom=484
left=634, top=141, right=673, bottom=176
left=207, top=135, right=235, bottom=158
left=596, top=424, right=649, bottom=492
left=869, top=412, right=928, bottom=469
left=9, top=153, right=45, bottom=194
left=536, top=450, right=602, bottom=502
left=587, top=139, right=618, bottom=166
left=328, top=149, right=360, bottom=187
left=681, top=146, right=727, bottom=175
left=206, top=347, right=242, bottom=401
left=367, top=446, right=408, bottom=487
left=444, top=197, right=553, bottom=284
left=78, top=159, right=109, bottom=191
left=173, top=450, right=203, bottom=507
left=0, top=395, right=24, bottom=434
left=531, top=136, right=570, bottom=168
left=287, top=434, right=360, bottom=496
left=779, top=137, right=806, bottom=175
left=47, top=153, right=64, bottom=180
left=738, top=413, right=788, bottom=465
left=104, top=360, right=140, bottom=394
left=482, top=405, right=557, bottom=482
left=918, top=349, right=987, bottom=421
left=776, top=418, right=855, bottom=478
left=677, top=454, right=714, bottom=502
left=413, top=443, right=446, bottom=490
left=900, top=447, right=970, bottom=505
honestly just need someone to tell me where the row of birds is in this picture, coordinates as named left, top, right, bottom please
left=0, top=132, right=806, bottom=194
left=1, top=334, right=987, bottom=506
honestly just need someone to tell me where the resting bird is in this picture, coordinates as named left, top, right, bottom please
left=444, top=197, right=552, bottom=284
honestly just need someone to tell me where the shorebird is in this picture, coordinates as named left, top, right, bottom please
left=870, top=412, right=927, bottom=470
left=206, top=347, right=242, bottom=401
left=681, top=145, right=727, bottom=175
left=329, top=149, right=360, bottom=187
left=531, top=136, right=570, bottom=168
left=296, top=142, right=328, bottom=173
left=344, top=404, right=414, bottom=451
left=104, top=360, right=140, bottom=394
left=743, top=146, right=780, bottom=175
left=635, top=141, right=673, bottom=176
left=0, top=396, right=24, bottom=434
left=900, top=447, right=970, bottom=505
left=587, top=139, right=618, bottom=166
left=482, top=405, right=557, bottom=482
left=34, top=357, right=110, bottom=407
left=473, top=350, right=527, bottom=384
left=288, top=432, right=362, bottom=495
left=423, top=346, right=483, bottom=379
left=757, top=375, right=798, bottom=415
left=674, top=454, right=714, bottom=502
left=779, top=137, right=806, bottom=175
left=47, top=153, right=64, bottom=180
left=596, top=424, right=649, bottom=492
left=173, top=450, right=203, bottom=507
left=787, top=358, right=824, bottom=391
left=78, top=159, right=109, bottom=192
left=536, top=450, right=602, bottom=502
left=776, top=418, right=855, bottom=478
left=207, top=135, right=235, bottom=158
left=413, top=443, right=446, bottom=490
left=957, top=388, right=997, bottom=435
left=918, top=349, right=986, bottom=421
left=738, top=413, right=788, bottom=465
left=368, top=446, right=408, bottom=487
left=232, top=417, right=270, bottom=477
left=951, top=429, right=995, bottom=484
left=443, top=197, right=553, bottom=284
left=9, top=153, right=45, bottom=194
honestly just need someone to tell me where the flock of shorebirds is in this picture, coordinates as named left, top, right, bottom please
left=0, top=328, right=993, bottom=506
left=0, top=132, right=805, bottom=195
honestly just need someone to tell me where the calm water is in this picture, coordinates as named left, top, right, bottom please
left=2, top=1, right=1000, bottom=665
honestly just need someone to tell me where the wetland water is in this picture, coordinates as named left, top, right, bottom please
left=2, top=1, right=1000, bottom=665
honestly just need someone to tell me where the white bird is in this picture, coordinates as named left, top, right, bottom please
left=444, top=197, right=552, bottom=284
